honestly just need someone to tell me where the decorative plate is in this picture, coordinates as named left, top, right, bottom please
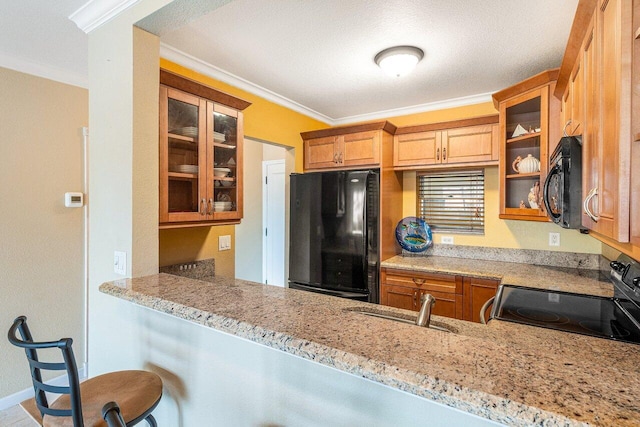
left=395, top=217, right=433, bottom=253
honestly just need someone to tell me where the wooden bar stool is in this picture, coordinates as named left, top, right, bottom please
left=8, top=316, right=163, bottom=426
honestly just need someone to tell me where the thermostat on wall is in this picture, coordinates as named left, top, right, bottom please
left=65, top=192, right=84, bottom=208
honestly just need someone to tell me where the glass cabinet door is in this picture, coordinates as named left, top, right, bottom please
left=160, top=87, right=207, bottom=222
left=209, top=103, right=243, bottom=219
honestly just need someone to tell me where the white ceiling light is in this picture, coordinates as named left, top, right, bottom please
left=374, top=46, right=424, bottom=77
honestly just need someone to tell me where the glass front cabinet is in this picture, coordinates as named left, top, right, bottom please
left=159, top=72, right=249, bottom=227
left=493, top=70, right=560, bottom=222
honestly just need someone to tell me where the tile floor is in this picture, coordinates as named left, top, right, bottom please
left=0, top=405, right=37, bottom=426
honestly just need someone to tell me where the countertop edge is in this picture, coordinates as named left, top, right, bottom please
left=100, top=279, right=584, bottom=427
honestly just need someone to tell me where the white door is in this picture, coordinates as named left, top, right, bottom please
left=263, top=160, right=286, bottom=286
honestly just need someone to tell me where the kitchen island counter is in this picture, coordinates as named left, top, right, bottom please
left=100, top=274, right=640, bottom=426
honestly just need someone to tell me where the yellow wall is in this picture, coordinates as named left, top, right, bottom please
left=158, top=59, right=327, bottom=273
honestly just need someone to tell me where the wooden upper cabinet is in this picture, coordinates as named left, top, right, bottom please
left=556, top=0, right=632, bottom=244
left=493, top=69, right=559, bottom=222
left=159, top=70, right=250, bottom=228
left=393, top=116, right=499, bottom=169
left=304, top=136, right=339, bottom=170
left=394, top=131, right=440, bottom=167
left=301, top=121, right=396, bottom=171
left=342, top=130, right=380, bottom=167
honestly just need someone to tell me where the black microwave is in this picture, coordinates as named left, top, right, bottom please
left=542, top=136, right=582, bottom=229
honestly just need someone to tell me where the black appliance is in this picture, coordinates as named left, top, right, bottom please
left=542, top=136, right=583, bottom=228
left=289, top=170, right=379, bottom=303
left=490, top=254, right=640, bottom=344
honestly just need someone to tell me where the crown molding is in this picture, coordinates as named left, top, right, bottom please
left=161, top=44, right=494, bottom=127
left=0, top=53, right=89, bottom=88
left=330, top=92, right=495, bottom=126
left=69, top=0, right=141, bottom=33
left=160, top=43, right=333, bottom=125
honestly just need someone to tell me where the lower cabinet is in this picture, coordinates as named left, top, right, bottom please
left=380, top=268, right=499, bottom=323
left=462, top=277, right=500, bottom=323
left=380, top=269, right=463, bottom=320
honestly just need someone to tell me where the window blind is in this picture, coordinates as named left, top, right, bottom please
left=417, top=170, right=484, bottom=234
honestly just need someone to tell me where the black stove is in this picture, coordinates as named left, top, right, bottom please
left=490, top=254, right=640, bottom=344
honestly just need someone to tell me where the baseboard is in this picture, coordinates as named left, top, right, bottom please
left=0, top=366, right=86, bottom=411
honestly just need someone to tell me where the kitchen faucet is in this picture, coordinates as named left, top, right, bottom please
left=416, top=293, right=436, bottom=327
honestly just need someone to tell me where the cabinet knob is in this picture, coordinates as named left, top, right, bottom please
left=443, top=147, right=446, bottom=161
left=436, top=148, right=440, bottom=161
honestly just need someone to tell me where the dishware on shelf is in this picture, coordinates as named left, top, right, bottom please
left=216, top=191, right=231, bottom=202
left=395, top=216, right=433, bottom=253
left=221, top=180, right=233, bottom=187
left=213, top=201, right=232, bottom=212
left=511, top=124, right=528, bottom=138
left=512, top=154, right=540, bottom=174
left=213, top=131, right=225, bottom=143
left=173, top=164, right=199, bottom=174
left=528, top=181, right=541, bottom=209
left=213, top=167, right=231, bottom=177
left=170, top=126, right=198, bottom=137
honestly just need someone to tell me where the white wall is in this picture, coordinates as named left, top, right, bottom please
left=0, top=67, right=87, bottom=399
left=235, top=140, right=287, bottom=283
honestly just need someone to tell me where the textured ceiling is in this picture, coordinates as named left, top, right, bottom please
left=160, top=0, right=579, bottom=122
left=0, top=0, right=88, bottom=86
left=0, top=0, right=579, bottom=124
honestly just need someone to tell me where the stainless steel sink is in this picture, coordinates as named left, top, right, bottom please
left=347, top=308, right=456, bottom=333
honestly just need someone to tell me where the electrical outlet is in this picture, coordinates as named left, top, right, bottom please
left=114, top=251, right=126, bottom=275
left=549, top=232, right=560, bottom=247
left=219, top=235, right=231, bottom=251
left=441, top=235, right=454, bottom=245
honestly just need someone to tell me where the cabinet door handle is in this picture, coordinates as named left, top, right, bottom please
left=443, top=147, right=446, bottom=160
left=583, top=187, right=599, bottom=222
left=413, top=291, right=418, bottom=308
left=200, top=198, right=206, bottom=215
left=333, top=153, right=338, bottom=164
left=208, top=198, right=214, bottom=215
left=436, top=148, right=440, bottom=161
left=412, top=277, right=425, bottom=286
left=338, top=152, right=343, bottom=164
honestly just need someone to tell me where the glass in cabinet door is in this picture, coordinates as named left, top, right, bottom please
left=211, top=104, right=240, bottom=216
left=164, top=90, right=205, bottom=217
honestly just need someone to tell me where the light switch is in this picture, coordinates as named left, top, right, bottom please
left=219, top=235, right=231, bottom=251
left=114, top=251, right=126, bottom=275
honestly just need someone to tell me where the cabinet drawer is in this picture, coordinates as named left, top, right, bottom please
left=382, top=268, right=462, bottom=294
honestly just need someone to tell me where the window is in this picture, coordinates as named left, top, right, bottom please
left=417, top=170, right=484, bottom=234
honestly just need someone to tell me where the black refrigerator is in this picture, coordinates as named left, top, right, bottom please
left=289, top=169, right=379, bottom=303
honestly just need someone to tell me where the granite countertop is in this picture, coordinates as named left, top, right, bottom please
left=382, top=255, right=614, bottom=297
left=100, top=273, right=640, bottom=427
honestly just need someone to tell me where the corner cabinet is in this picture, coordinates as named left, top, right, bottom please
left=301, top=122, right=397, bottom=171
left=159, top=70, right=250, bottom=228
left=492, top=70, right=561, bottom=222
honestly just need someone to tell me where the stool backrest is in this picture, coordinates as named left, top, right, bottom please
left=7, top=316, right=84, bottom=426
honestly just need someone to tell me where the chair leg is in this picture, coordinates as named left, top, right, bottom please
left=144, top=414, right=157, bottom=427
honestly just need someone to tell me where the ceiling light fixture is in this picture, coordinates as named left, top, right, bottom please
left=374, top=46, right=424, bottom=77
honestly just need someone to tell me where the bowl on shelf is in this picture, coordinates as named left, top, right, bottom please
left=213, top=201, right=232, bottom=212
left=220, top=180, right=233, bottom=187
left=213, top=167, right=231, bottom=177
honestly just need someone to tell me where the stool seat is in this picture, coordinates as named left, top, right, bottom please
left=42, top=371, right=162, bottom=427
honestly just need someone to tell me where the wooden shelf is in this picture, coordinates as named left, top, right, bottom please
left=168, top=172, right=198, bottom=180
left=168, top=133, right=196, bottom=143
left=506, top=172, right=540, bottom=179
left=213, top=142, right=236, bottom=149
left=213, top=177, right=235, bottom=182
left=506, top=132, right=541, bottom=144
